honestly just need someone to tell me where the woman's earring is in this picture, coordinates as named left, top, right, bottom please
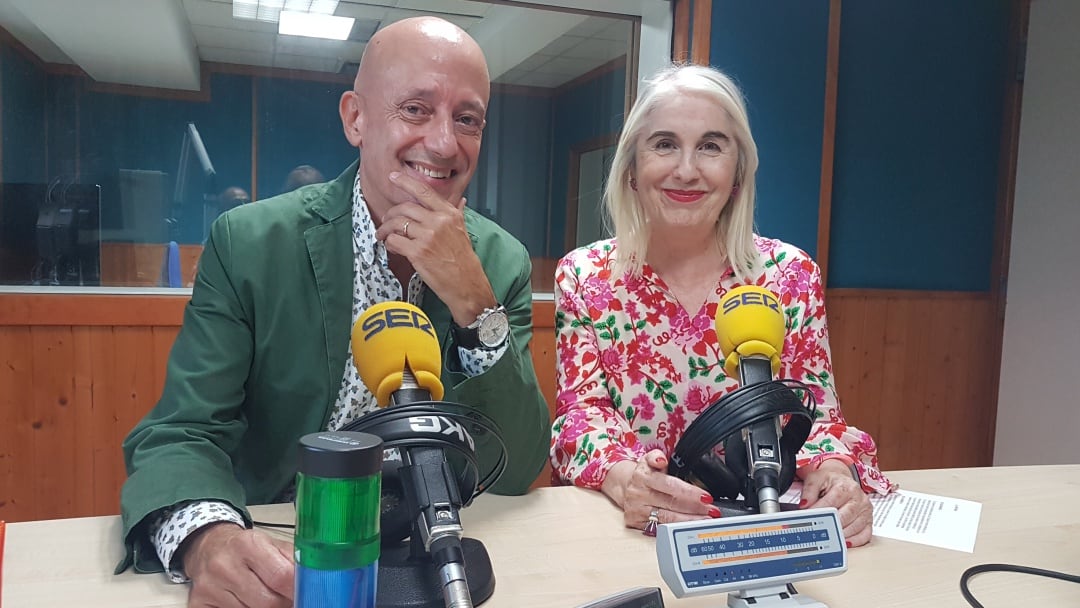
left=630, top=177, right=638, bottom=191
left=731, top=184, right=740, bottom=196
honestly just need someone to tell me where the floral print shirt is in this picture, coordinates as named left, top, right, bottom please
left=551, top=235, right=895, bottom=495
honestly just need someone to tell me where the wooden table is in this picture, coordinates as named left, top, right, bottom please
left=3, top=465, right=1079, bottom=607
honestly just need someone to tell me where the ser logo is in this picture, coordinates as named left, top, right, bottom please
left=361, top=307, right=436, bottom=341
left=721, top=291, right=780, bottom=315
left=409, top=415, right=475, bottom=450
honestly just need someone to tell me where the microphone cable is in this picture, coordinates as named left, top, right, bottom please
left=960, top=563, right=1080, bottom=607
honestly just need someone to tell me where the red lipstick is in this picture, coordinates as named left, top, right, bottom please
left=664, top=189, right=706, bottom=203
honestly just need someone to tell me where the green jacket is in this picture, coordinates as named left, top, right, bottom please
left=118, top=161, right=550, bottom=573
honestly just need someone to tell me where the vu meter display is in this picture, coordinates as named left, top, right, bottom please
left=656, top=507, right=847, bottom=597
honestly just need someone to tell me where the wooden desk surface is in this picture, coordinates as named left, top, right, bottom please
left=3, top=465, right=1079, bottom=607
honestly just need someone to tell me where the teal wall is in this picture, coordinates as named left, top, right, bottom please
left=1, top=46, right=47, bottom=184
left=469, top=90, right=553, bottom=255
left=0, top=54, right=365, bottom=245
left=78, top=73, right=254, bottom=243
left=255, top=77, right=354, bottom=200
left=0, top=44, right=586, bottom=254
left=45, top=73, right=79, bottom=180
left=549, top=66, right=626, bottom=256
left=710, top=0, right=830, bottom=260
left=829, top=0, right=1009, bottom=291
left=710, top=0, right=1011, bottom=291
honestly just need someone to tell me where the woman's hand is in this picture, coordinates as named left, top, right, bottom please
left=800, top=459, right=873, bottom=546
left=602, top=449, right=721, bottom=532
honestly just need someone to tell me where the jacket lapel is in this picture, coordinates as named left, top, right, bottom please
left=304, top=161, right=357, bottom=426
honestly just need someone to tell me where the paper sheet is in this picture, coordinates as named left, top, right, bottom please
left=868, top=489, right=982, bottom=552
left=781, top=483, right=981, bottom=552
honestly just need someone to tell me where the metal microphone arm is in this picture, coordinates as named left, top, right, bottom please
left=739, top=356, right=783, bottom=514
left=399, top=446, right=472, bottom=608
left=396, top=367, right=474, bottom=608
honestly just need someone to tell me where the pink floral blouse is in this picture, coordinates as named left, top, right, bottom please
left=551, top=235, right=895, bottom=495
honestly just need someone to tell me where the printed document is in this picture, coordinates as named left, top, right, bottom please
left=868, top=489, right=982, bottom=552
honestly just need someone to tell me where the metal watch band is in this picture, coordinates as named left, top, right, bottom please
left=451, top=305, right=508, bottom=350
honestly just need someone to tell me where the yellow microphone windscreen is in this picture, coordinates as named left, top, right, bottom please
left=715, top=286, right=785, bottom=377
left=352, top=301, right=445, bottom=407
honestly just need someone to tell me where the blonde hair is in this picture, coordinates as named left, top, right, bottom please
left=604, top=64, right=759, bottom=281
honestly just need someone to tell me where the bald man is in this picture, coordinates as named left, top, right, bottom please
left=118, top=17, right=550, bottom=607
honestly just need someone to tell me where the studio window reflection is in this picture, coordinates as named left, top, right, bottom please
left=0, top=1, right=634, bottom=293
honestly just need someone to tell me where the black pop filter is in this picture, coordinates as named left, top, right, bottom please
left=668, top=380, right=817, bottom=513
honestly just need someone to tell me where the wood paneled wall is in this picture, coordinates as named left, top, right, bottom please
left=0, top=294, right=556, bottom=523
left=0, top=290, right=998, bottom=523
left=827, top=290, right=1000, bottom=470
left=529, top=301, right=556, bottom=489
left=0, top=324, right=179, bottom=521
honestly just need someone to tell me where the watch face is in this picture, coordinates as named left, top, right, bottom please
left=478, top=309, right=510, bottom=348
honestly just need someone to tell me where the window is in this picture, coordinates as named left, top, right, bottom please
left=0, top=0, right=670, bottom=294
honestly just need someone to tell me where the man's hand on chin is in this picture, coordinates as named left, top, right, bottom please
left=376, top=170, right=496, bottom=325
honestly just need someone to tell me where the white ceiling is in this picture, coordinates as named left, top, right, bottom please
left=0, top=0, right=632, bottom=90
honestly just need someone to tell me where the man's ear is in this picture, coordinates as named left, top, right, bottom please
left=340, top=90, right=364, bottom=148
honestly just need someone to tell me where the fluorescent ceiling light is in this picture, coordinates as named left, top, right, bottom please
left=233, top=0, right=258, bottom=20
left=258, top=0, right=284, bottom=22
left=257, top=6, right=281, bottom=21
left=235, top=0, right=339, bottom=22
left=310, top=0, right=340, bottom=14
left=282, top=0, right=339, bottom=12
left=284, top=0, right=312, bottom=11
left=279, top=10, right=355, bottom=40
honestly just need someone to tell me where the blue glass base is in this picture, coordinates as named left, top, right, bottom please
left=295, top=561, right=378, bottom=607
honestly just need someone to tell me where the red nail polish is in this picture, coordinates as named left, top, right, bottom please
left=700, top=493, right=714, bottom=505
left=708, top=506, right=722, bottom=518
left=657, top=456, right=667, bottom=466
left=846, top=540, right=853, bottom=548
left=798, top=499, right=808, bottom=508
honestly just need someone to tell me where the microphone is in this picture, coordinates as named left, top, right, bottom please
left=715, top=286, right=787, bottom=514
left=351, top=301, right=473, bottom=608
left=352, top=300, right=445, bottom=407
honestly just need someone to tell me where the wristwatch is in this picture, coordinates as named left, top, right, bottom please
left=451, top=305, right=510, bottom=350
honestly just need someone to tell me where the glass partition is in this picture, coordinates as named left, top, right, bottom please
left=0, top=0, right=668, bottom=294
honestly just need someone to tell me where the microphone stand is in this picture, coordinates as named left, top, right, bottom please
left=738, top=356, right=785, bottom=515
left=378, top=370, right=496, bottom=608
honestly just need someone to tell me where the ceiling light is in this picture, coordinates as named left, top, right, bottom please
left=233, top=0, right=258, bottom=20
left=258, top=0, right=285, bottom=22
left=284, top=0, right=312, bottom=11
left=309, top=0, right=339, bottom=14
left=279, top=10, right=355, bottom=40
left=234, top=0, right=339, bottom=22
left=231, top=0, right=284, bottom=23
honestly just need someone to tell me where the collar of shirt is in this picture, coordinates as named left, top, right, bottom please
left=350, top=171, right=425, bottom=317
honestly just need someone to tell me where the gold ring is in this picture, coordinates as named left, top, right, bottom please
left=402, top=220, right=410, bottom=238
